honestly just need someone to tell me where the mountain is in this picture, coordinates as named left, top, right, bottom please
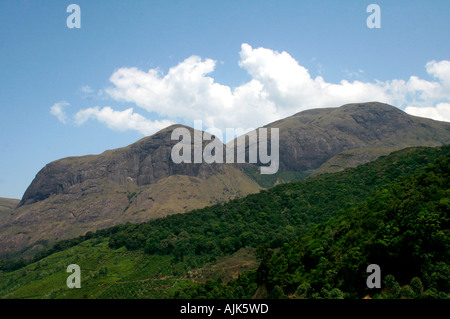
left=1, top=102, right=450, bottom=259
left=0, top=125, right=261, bottom=258
left=0, top=145, right=447, bottom=298
left=257, top=101, right=450, bottom=176
left=0, top=198, right=19, bottom=235
left=17, top=125, right=245, bottom=207
left=0, top=197, right=19, bottom=210
left=0, top=198, right=19, bottom=216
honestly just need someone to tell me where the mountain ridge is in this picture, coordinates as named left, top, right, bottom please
left=263, top=102, right=450, bottom=172
left=2, top=102, right=450, bottom=259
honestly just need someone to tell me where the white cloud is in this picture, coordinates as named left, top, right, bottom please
left=80, top=85, right=94, bottom=94
left=74, top=106, right=174, bottom=135
left=54, top=43, right=450, bottom=136
left=50, top=101, right=70, bottom=124
left=405, top=103, right=450, bottom=122
left=426, top=60, right=450, bottom=90
left=105, top=56, right=235, bottom=125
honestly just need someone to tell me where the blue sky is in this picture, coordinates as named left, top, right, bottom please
left=0, top=0, right=449, bottom=199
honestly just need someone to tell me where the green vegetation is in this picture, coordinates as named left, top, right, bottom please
left=0, top=146, right=448, bottom=299
left=0, top=239, right=179, bottom=298
left=184, top=149, right=450, bottom=299
left=263, top=151, right=449, bottom=298
left=108, top=146, right=449, bottom=263
left=242, top=165, right=309, bottom=188
left=310, top=147, right=393, bottom=177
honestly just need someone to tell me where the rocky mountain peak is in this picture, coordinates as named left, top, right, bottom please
left=18, top=125, right=225, bottom=207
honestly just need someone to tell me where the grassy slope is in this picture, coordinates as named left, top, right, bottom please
left=0, top=145, right=448, bottom=299
left=0, top=239, right=175, bottom=299
left=241, top=165, right=310, bottom=189
left=0, top=238, right=257, bottom=299
left=0, top=198, right=19, bottom=214
left=309, top=147, right=393, bottom=177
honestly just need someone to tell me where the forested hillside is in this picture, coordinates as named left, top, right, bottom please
left=0, top=146, right=448, bottom=299
left=262, top=150, right=449, bottom=298
left=180, top=149, right=450, bottom=299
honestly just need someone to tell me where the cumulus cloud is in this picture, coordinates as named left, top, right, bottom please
left=50, top=101, right=70, bottom=124
left=102, top=43, right=391, bottom=131
left=405, top=103, right=450, bottom=122
left=54, top=43, right=450, bottom=136
left=426, top=60, right=450, bottom=90
left=236, top=44, right=387, bottom=110
left=74, top=106, right=174, bottom=135
left=105, top=56, right=237, bottom=127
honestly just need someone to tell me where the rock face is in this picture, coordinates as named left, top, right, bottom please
left=19, top=125, right=227, bottom=207
left=1, top=125, right=260, bottom=258
left=265, top=102, right=450, bottom=172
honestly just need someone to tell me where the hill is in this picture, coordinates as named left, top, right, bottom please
left=237, top=102, right=450, bottom=186
left=238, top=149, right=450, bottom=299
left=2, top=102, right=450, bottom=259
left=261, top=101, right=450, bottom=173
left=0, top=197, right=19, bottom=213
left=0, top=126, right=261, bottom=259
left=0, top=145, right=447, bottom=298
left=153, top=146, right=450, bottom=299
left=0, top=198, right=20, bottom=222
